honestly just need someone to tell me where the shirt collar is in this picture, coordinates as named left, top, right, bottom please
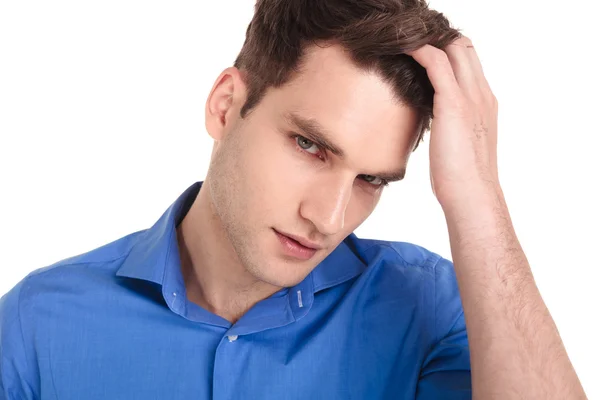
left=116, top=181, right=367, bottom=302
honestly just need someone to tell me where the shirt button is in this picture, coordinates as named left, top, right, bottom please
left=227, top=335, right=238, bottom=342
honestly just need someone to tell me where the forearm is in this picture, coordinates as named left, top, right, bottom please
left=442, top=185, right=587, bottom=399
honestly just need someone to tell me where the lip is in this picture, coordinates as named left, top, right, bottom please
left=274, top=230, right=323, bottom=250
left=274, top=229, right=320, bottom=261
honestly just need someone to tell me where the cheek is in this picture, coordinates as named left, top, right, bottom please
left=236, top=143, right=303, bottom=205
left=263, top=142, right=311, bottom=187
left=347, top=200, right=374, bottom=224
left=342, top=189, right=382, bottom=229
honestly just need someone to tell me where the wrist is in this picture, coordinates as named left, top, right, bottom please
left=440, top=183, right=507, bottom=231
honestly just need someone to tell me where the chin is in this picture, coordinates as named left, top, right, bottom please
left=240, top=238, right=313, bottom=288
left=250, top=263, right=311, bottom=289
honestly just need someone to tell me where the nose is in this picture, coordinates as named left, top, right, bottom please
left=299, top=177, right=353, bottom=236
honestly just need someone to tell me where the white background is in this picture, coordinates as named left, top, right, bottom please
left=1, top=0, right=598, bottom=397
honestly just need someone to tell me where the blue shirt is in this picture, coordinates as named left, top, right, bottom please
left=0, top=181, right=471, bottom=399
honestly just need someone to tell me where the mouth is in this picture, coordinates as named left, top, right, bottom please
left=273, top=229, right=320, bottom=261
left=273, top=229, right=322, bottom=250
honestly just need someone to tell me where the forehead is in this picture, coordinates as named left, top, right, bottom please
left=263, top=43, right=420, bottom=170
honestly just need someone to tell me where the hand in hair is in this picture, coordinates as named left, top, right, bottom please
left=407, top=35, right=499, bottom=212
left=408, top=36, right=588, bottom=400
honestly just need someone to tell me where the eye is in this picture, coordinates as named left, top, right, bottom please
left=292, top=134, right=389, bottom=188
left=295, top=135, right=321, bottom=156
left=359, top=174, right=389, bottom=188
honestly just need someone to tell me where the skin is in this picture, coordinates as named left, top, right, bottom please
left=177, top=42, right=419, bottom=323
left=177, top=33, right=588, bottom=398
left=406, top=38, right=587, bottom=398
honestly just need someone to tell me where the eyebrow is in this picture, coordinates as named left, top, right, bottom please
left=283, top=111, right=407, bottom=182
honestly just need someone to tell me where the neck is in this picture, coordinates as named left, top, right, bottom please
left=176, top=180, right=281, bottom=324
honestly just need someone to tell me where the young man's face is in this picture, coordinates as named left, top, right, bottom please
left=205, top=43, right=420, bottom=289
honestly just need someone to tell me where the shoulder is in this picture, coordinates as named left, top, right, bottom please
left=1, top=230, right=143, bottom=321
left=350, top=235, right=465, bottom=337
left=0, top=230, right=143, bottom=395
left=349, top=235, right=460, bottom=303
left=350, top=235, right=450, bottom=274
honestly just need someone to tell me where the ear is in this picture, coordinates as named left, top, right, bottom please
left=205, top=67, right=248, bottom=141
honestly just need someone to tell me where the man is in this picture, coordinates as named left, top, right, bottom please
left=0, top=0, right=588, bottom=399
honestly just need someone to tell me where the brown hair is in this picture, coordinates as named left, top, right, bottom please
left=233, top=0, right=462, bottom=152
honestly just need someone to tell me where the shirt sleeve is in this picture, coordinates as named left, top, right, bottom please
left=416, top=255, right=472, bottom=399
left=0, top=278, right=37, bottom=400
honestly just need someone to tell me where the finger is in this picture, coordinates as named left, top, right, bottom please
left=452, top=38, right=498, bottom=155
left=444, top=37, right=481, bottom=100
left=454, top=36, right=493, bottom=95
left=405, top=44, right=462, bottom=99
left=466, top=45, right=494, bottom=95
